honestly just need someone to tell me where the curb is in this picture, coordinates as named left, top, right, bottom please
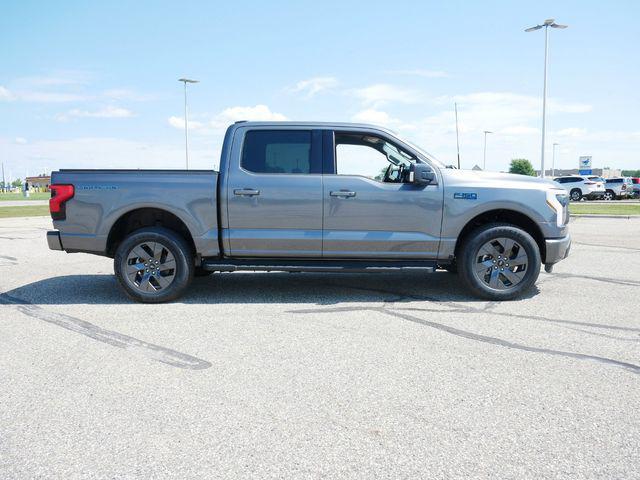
left=570, top=214, right=640, bottom=219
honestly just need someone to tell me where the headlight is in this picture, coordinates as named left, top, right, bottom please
left=546, top=190, right=568, bottom=227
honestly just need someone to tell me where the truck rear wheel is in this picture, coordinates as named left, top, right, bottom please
left=458, top=224, right=541, bottom=300
left=114, top=227, right=194, bottom=303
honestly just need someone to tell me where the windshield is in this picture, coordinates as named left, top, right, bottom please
left=393, top=134, right=446, bottom=168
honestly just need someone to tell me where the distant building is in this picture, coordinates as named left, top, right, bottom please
left=25, top=174, right=51, bottom=191
left=538, top=168, right=621, bottom=178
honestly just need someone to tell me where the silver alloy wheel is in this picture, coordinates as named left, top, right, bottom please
left=472, top=237, right=528, bottom=290
left=124, top=241, right=176, bottom=292
left=570, top=190, right=581, bottom=201
left=603, top=191, right=614, bottom=201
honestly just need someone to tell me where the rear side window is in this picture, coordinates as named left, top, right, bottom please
left=607, top=178, right=622, bottom=183
left=241, top=130, right=319, bottom=174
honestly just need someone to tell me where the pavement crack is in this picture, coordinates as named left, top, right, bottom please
left=0, top=292, right=211, bottom=370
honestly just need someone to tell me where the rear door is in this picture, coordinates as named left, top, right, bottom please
left=321, top=130, right=443, bottom=259
left=225, top=128, right=323, bottom=257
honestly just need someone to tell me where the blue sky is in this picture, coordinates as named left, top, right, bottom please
left=1, top=0, right=639, bottom=179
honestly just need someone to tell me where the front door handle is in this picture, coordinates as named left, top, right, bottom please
left=234, top=188, right=260, bottom=197
left=330, top=190, right=356, bottom=198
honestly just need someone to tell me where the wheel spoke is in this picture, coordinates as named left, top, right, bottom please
left=130, top=246, right=149, bottom=262
left=152, top=242, right=164, bottom=260
left=126, top=262, right=146, bottom=275
left=158, top=257, right=175, bottom=272
left=488, top=267, right=501, bottom=288
left=500, top=238, right=516, bottom=257
left=154, top=274, right=172, bottom=289
left=139, top=272, right=155, bottom=291
left=474, top=259, right=494, bottom=274
left=510, top=250, right=528, bottom=266
left=502, top=268, right=525, bottom=286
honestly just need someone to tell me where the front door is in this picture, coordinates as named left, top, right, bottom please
left=322, top=131, right=443, bottom=258
left=226, top=128, right=323, bottom=257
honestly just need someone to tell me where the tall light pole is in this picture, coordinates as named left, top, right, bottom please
left=483, top=130, right=492, bottom=170
left=525, top=19, right=567, bottom=178
left=178, top=78, right=199, bottom=169
left=454, top=102, right=461, bottom=169
left=551, top=142, right=559, bottom=177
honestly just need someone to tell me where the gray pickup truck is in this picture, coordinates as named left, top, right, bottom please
left=47, top=121, right=571, bottom=302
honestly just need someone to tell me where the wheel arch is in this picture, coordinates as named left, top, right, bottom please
left=106, top=207, right=196, bottom=257
left=453, top=209, right=546, bottom=262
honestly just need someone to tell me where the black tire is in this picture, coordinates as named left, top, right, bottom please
left=194, top=267, right=214, bottom=277
left=603, top=190, right=615, bottom=201
left=458, top=224, right=541, bottom=301
left=114, top=227, right=194, bottom=303
left=570, top=189, right=582, bottom=202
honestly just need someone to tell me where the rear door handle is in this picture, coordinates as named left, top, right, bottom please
left=234, top=188, right=260, bottom=197
left=330, top=190, right=356, bottom=198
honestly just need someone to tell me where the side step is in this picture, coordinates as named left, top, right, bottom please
left=201, top=258, right=437, bottom=274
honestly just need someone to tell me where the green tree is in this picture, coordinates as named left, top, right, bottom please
left=622, top=169, right=640, bottom=177
left=509, top=159, right=536, bottom=176
left=11, top=178, right=23, bottom=188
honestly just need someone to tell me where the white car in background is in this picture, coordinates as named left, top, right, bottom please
left=604, top=177, right=633, bottom=200
left=553, top=175, right=606, bottom=201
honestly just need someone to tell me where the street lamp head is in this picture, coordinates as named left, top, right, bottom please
left=178, top=78, right=199, bottom=83
left=484, top=130, right=493, bottom=134
left=525, top=20, right=568, bottom=32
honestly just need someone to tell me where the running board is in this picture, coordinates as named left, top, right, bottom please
left=201, top=258, right=437, bottom=274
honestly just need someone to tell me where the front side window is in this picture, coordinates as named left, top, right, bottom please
left=334, top=133, right=416, bottom=183
left=242, top=130, right=316, bottom=174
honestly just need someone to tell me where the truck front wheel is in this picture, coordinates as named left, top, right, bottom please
left=458, top=224, right=541, bottom=300
left=114, top=227, right=194, bottom=303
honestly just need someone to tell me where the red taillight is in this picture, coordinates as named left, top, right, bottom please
left=49, top=184, right=74, bottom=220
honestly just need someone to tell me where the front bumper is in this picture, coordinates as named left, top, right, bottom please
left=47, top=230, right=63, bottom=251
left=545, top=234, right=571, bottom=265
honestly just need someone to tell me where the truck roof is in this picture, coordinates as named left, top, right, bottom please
left=233, top=120, right=395, bottom=133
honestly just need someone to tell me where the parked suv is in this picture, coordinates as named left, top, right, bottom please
left=604, top=177, right=633, bottom=200
left=553, top=175, right=605, bottom=201
left=631, top=177, right=640, bottom=198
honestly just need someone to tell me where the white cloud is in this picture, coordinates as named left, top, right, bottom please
left=56, top=106, right=135, bottom=121
left=103, top=88, right=156, bottom=101
left=14, top=137, right=28, bottom=144
left=17, top=91, right=91, bottom=103
left=216, top=104, right=288, bottom=123
left=0, top=136, right=218, bottom=175
left=498, top=126, right=539, bottom=136
left=0, top=86, right=14, bottom=101
left=351, top=84, right=422, bottom=107
left=167, top=116, right=205, bottom=130
left=168, top=104, right=288, bottom=134
left=555, top=127, right=587, bottom=138
left=387, top=69, right=448, bottom=78
left=289, top=77, right=338, bottom=98
left=351, top=109, right=416, bottom=131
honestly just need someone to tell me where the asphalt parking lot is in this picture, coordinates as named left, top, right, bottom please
left=1, top=216, right=639, bottom=479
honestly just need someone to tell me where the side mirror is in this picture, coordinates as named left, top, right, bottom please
left=410, top=163, right=435, bottom=186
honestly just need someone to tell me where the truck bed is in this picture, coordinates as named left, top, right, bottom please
left=50, top=169, right=220, bottom=257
